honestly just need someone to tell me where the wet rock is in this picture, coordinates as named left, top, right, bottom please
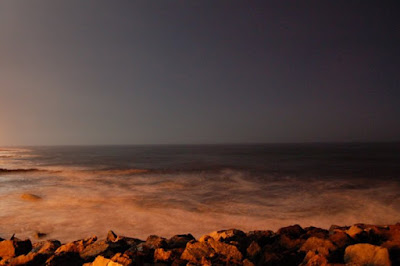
left=344, top=243, right=391, bottom=266
left=154, top=248, right=173, bottom=262
left=277, top=224, right=305, bottom=239
left=80, top=240, right=128, bottom=261
left=180, top=241, right=215, bottom=263
left=106, top=231, right=143, bottom=248
left=46, top=252, right=84, bottom=266
left=32, top=240, right=61, bottom=254
left=145, top=235, right=167, bottom=249
left=304, top=226, right=329, bottom=239
left=206, top=237, right=243, bottom=262
left=242, top=258, right=255, bottom=266
left=110, top=253, right=133, bottom=266
left=167, top=234, right=195, bottom=249
left=0, top=252, right=47, bottom=266
left=246, top=241, right=261, bottom=258
left=246, top=230, right=275, bottom=247
left=382, top=240, right=400, bottom=266
left=20, top=193, right=42, bottom=201
left=300, top=237, right=336, bottom=257
left=301, top=252, right=328, bottom=266
left=83, top=255, right=124, bottom=266
left=328, top=224, right=350, bottom=233
left=107, top=231, right=118, bottom=242
left=200, top=229, right=246, bottom=243
left=55, top=236, right=97, bottom=254
left=329, top=231, right=353, bottom=248
left=0, top=238, right=32, bottom=258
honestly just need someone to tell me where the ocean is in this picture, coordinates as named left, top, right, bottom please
left=0, top=143, right=399, bottom=242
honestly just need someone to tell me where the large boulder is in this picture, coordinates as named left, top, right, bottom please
left=0, top=238, right=32, bottom=259
left=55, top=236, right=97, bottom=254
left=167, top=234, right=195, bottom=249
left=180, top=241, right=215, bottom=263
left=344, top=243, right=391, bottom=266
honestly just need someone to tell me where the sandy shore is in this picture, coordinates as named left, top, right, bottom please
left=0, top=223, right=399, bottom=265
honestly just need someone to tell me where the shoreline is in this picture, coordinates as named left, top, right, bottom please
left=0, top=223, right=399, bottom=265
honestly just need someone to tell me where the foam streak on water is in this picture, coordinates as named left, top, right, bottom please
left=0, top=144, right=399, bottom=242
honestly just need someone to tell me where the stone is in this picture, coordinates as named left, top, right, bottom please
left=107, top=231, right=118, bottom=242
left=330, top=231, right=353, bottom=247
left=167, top=234, right=195, bottom=249
left=80, top=240, right=127, bottom=261
left=246, top=230, right=275, bottom=247
left=55, top=236, right=97, bottom=254
left=180, top=241, right=215, bottom=263
left=20, top=193, right=42, bottom=201
left=246, top=241, right=261, bottom=258
left=302, top=252, right=329, bottom=266
left=300, top=237, right=336, bottom=257
left=277, top=224, right=305, bottom=239
left=206, top=237, right=243, bottom=262
left=86, top=255, right=124, bottom=266
left=154, top=248, right=173, bottom=262
left=111, top=253, right=133, bottom=266
left=45, top=252, right=84, bottom=266
left=0, top=239, right=32, bottom=258
left=0, top=253, right=47, bottom=266
left=145, top=235, right=167, bottom=249
left=242, top=258, right=255, bottom=266
left=201, top=229, right=246, bottom=243
left=32, top=240, right=61, bottom=254
left=304, top=227, right=329, bottom=239
left=344, top=243, right=391, bottom=266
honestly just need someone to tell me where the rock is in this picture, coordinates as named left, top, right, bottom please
left=301, top=252, right=328, bottom=266
left=111, top=253, right=133, bottom=266
left=206, top=237, right=243, bottom=262
left=279, top=234, right=305, bottom=250
left=381, top=240, right=400, bottom=266
left=344, top=243, right=391, bottom=266
left=200, top=229, right=246, bottom=243
left=167, top=234, right=195, bottom=249
left=300, top=237, right=336, bottom=257
left=246, top=230, right=275, bottom=247
left=80, top=240, right=128, bottom=261
left=107, top=231, right=118, bottom=242
left=242, top=258, right=255, bottom=266
left=55, top=235, right=97, bottom=254
left=32, top=240, right=61, bottom=254
left=45, top=252, right=84, bottom=266
left=329, top=224, right=350, bottom=233
left=246, top=241, right=261, bottom=258
left=304, top=227, right=329, bottom=239
left=0, top=253, right=47, bottom=266
left=145, top=235, right=167, bottom=249
left=33, top=232, right=47, bottom=239
left=85, top=255, right=124, bottom=266
left=277, top=224, right=305, bottom=239
left=180, top=241, right=215, bottom=263
left=0, top=238, right=32, bottom=258
left=154, top=248, right=173, bottom=262
left=20, top=193, right=42, bottom=201
left=328, top=231, right=353, bottom=249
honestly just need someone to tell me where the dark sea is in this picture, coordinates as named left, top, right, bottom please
left=0, top=143, right=399, bottom=242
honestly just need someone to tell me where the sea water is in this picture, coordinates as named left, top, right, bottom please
left=0, top=143, right=399, bottom=242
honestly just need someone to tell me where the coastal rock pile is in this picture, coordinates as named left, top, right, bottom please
left=0, top=223, right=399, bottom=265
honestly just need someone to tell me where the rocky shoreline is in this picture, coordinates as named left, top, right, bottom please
left=0, top=223, right=399, bottom=266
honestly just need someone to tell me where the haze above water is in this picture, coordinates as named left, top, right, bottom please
left=0, top=144, right=399, bottom=242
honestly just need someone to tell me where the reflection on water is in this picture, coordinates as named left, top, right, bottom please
left=0, top=145, right=399, bottom=242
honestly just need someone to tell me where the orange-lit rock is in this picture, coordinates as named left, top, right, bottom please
left=344, top=243, right=391, bottom=266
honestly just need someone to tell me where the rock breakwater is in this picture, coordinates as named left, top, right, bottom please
left=0, top=223, right=399, bottom=265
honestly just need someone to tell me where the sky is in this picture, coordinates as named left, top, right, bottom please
left=0, top=1, right=399, bottom=145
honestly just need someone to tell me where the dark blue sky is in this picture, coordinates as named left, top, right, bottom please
left=1, top=1, right=399, bottom=145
